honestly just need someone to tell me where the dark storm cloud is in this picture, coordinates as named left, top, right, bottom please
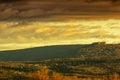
left=0, top=0, right=119, bottom=2
left=0, top=0, right=120, bottom=20
left=0, top=0, right=24, bottom=3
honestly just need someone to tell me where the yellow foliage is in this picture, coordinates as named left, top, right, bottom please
left=32, top=67, right=120, bottom=80
left=32, top=66, right=49, bottom=80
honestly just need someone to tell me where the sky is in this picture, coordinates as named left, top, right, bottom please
left=0, top=0, right=120, bottom=51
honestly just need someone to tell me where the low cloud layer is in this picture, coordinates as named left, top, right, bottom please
left=0, top=19, right=120, bottom=50
left=0, top=19, right=120, bottom=43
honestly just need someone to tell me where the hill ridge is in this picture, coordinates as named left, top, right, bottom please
left=0, top=42, right=120, bottom=61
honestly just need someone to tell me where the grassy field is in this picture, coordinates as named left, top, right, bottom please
left=0, top=58, right=120, bottom=80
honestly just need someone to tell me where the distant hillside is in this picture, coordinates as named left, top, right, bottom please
left=0, top=45, right=84, bottom=61
left=0, top=42, right=120, bottom=61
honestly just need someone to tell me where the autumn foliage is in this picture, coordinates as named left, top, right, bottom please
left=32, top=66, right=120, bottom=80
